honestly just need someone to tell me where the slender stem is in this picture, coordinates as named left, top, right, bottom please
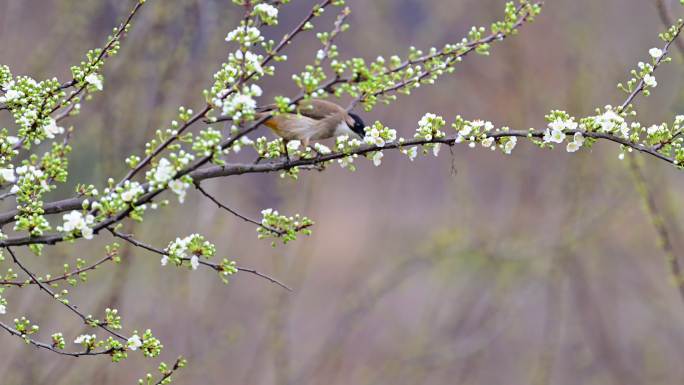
left=618, top=20, right=684, bottom=113
left=0, top=320, right=113, bottom=357
left=108, top=228, right=292, bottom=291
left=655, top=0, right=684, bottom=56
left=0, top=123, right=679, bottom=234
left=6, top=247, right=127, bottom=341
left=0, top=250, right=118, bottom=287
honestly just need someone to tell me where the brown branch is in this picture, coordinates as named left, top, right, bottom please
left=151, top=356, right=185, bottom=385
left=349, top=3, right=539, bottom=110
left=0, top=249, right=118, bottom=287
left=108, top=228, right=292, bottom=291
left=0, top=320, right=113, bottom=357
left=10, top=0, right=147, bottom=151
left=195, top=183, right=310, bottom=238
left=655, top=0, right=684, bottom=56
left=0, top=122, right=678, bottom=236
left=618, top=18, right=684, bottom=113
left=119, top=0, right=334, bottom=188
left=0, top=0, right=542, bottom=243
left=5, top=247, right=127, bottom=341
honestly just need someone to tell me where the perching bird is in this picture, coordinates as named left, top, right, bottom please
left=257, top=98, right=366, bottom=149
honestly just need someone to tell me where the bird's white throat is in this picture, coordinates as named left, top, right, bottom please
left=334, top=121, right=360, bottom=138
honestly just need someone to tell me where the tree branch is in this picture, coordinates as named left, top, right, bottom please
left=6, top=247, right=127, bottom=341
left=108, top=228, right=292, bottom=291
left=655, top=0, right=684, bottom=57
left=0, top=320, right=113, bottom=357
left=0, top=248, right=118, bottom=287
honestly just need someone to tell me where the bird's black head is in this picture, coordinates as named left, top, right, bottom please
left=348, top=112, right=366, bottom=139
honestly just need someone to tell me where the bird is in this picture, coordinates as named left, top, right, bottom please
left=256, top=98, right=366, bottom=150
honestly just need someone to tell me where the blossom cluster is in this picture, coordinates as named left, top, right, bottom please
left=162, top=234, right=217, bottom=270
left=58, top=210, right=95, bottom=240
left=364, top=122, right=398, bottom=166
left=259, top=208, right=314, bottom=245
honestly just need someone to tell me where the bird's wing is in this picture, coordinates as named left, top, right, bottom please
left=257, top=99, right=345, bottom=120
left=295, top=99, right=345, bottom=120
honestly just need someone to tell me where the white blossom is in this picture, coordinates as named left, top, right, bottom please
left=254, top=3, right=278, bottom=25
left=403, top=146, right=418, bottom=161
left=0, top=89, right=22, bottom=103
left=222, top=93, right=257, bottom=120
left=481, top=137, right=495, bottom=148
left=647, top=124, right=665, bottom=135
left=225, top=25, right=262, bottom=45
left=152, top=158, right=175, bottom=184
left=0, top=168, right=15, bottom=183
left=61, top=211, right=95, bottom=240
left=566, top=132, right=584, bottom=152
left=0, top=304, right=5, bottom=314
left=235, top=50, right=264, bottom=75
left=371, top=151, right=383, bottom=166
left=338, top=155, right=356, bottom=169
left=85, top=74, right=103, bottom=91
left=254, top=3, right=278, bottom=18
left=169, top=179, right=190, bottom=204
left=250, top=84, right=263, bottom=97
left=649, top=47, right=663, bottom=59
left=313, top=143, right=331, bottom=154
left=127, top=334, right=142, bottom=351
left=120, top=182, right=144, bottom=202
left=503, top=137, right=517, bottom=154
left=316, top=49, right=326, bottom=61
left=595, top=109, right=628, bottom=136
left=432, top=143, right=441, bottom=157
left=164, top=234, right=214, bottom=270
left=43, top=118, right=64, bottom=139
left=543, top=119, right=565, bottom=144
left=74, top=334, right=95, bottom=345
left=286, top=140, right=301, bottom=151
left=190, top=255, right=200, bottom=270
left=643, top=74, right=657, bottom=88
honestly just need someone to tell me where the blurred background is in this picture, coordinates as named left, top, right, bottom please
left=2, top=0, right=684, bottom=384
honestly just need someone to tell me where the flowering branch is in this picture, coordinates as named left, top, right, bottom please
left=6, top=247, right=128, bottom=341
left=12, top=0, right=684, bottom=381
left=108, top=228, right=292, bottom=291
left=655, top=0, right=684, bottom=56
left=0, top=320, right=114, bottom=357
left=0, top=246, right=119, bottom=287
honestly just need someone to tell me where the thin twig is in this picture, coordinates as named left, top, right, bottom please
left=117, top=0, right=334, bottom=188
left=10, top=0, right=147, bottom=152
left=618, top=18, right=684, bottom=113
left=151, top=356, right=185, bottom=385
left=5, top=247, right=127, bottom=341
left=195, top=183, right=301, bottom=236
left=655, top=0, right=684, bottom=56
left=108, top=228, right=292, bottom=291
left=0, top=320, right=113, bottom=357
left=0, top=249, right=118, bottom=287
